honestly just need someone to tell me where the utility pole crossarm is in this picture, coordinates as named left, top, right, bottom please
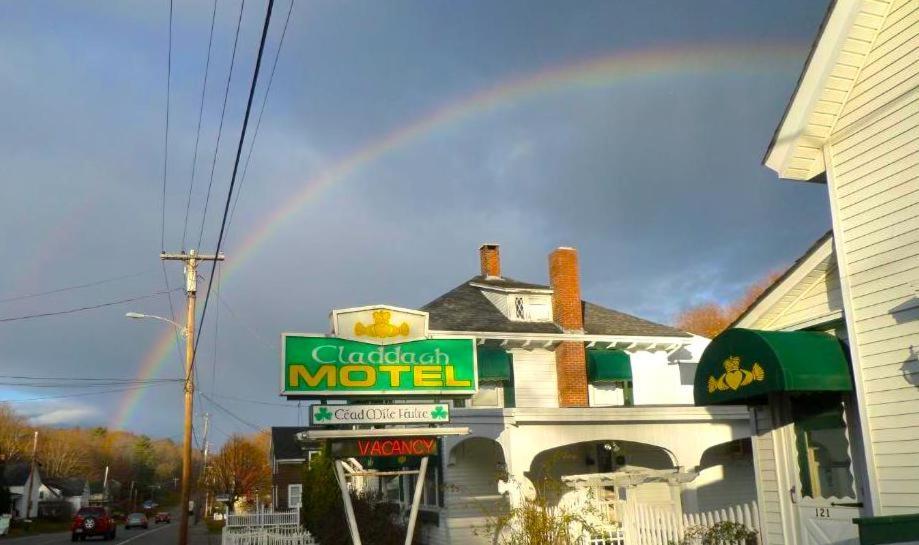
left=160, top=252, right=225, bottom=261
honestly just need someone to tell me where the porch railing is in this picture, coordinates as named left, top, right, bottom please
left=619, top=501, right=761, bottom=545
left=225, top=509, right=301, bottom=528
left=222, top=526, right=318, bottom=545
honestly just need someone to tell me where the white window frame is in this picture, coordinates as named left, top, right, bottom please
left=287, top=484, right=303, bottom=509
left=507, top=294, right=553, bottom=322
left=307, top=450, right=320, bottom=466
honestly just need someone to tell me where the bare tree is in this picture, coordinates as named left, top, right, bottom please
left=0, top=404, right=30, bottom=462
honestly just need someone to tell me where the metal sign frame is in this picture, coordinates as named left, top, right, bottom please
left=309, top=427, right=469, bottom=545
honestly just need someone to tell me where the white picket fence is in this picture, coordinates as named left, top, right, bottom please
left=222, top=527, right=318, bottom=545
left=619, top=501, right=761, bottom=545
left=226, top=509, right=301, bottom=528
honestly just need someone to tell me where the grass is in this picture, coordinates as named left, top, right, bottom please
left=2, top=519, right=72, bottom=538
left=204, top=518, right=225, bottom=534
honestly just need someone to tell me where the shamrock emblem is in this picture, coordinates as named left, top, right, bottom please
left=314, top=407, right=332, bottom=422
left=431, top=405, right=448, bottom=420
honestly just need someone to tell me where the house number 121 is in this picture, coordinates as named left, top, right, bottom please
left=815, top=508, right=831, bottom=518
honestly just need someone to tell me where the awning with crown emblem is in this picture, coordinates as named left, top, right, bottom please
left=694, top=328, right=852, bottom=406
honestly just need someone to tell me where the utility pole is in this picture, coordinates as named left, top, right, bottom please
left=24, top=431, right=38, bottom=519
left=162, top=249, right=224, bottom=545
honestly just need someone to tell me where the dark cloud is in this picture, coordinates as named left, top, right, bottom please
left=1, top=0, right=831, bottom=439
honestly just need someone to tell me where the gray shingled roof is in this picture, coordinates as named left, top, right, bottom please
left=271, top=427, right=320, bottom=461
left=422, top=277, right=690, bottom=338
left=467, top=275, right=551, bottom=291
left=582, top=302, right=690, bottom=338
left=3, top=463, right=32, bottom=486
left=422, top=279, right=562, bottom=334
left=45, top=477, right=87, bottom=497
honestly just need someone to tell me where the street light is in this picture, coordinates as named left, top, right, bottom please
left=125, top=312, right=188, bottom=336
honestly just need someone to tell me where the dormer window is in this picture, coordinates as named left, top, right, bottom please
left=514, top=297, right=526, bottom=320
left=508, top=294, right=552, bottom=322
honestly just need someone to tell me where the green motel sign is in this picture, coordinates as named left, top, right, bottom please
left=282, top=335, right=478, bottom=396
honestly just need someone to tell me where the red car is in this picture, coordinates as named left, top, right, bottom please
left=154, top=512, right=171, bottom=524
left=71, top=507, right=117, bottom=541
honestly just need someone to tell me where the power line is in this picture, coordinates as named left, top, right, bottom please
left=182, top=0, right=220, bottom=251
left=196, top=0, right=247, bottom=249
left=206, top=392, right=291, bottom=407
left=211, top=265, right=222, bottom=395
left=0, top=270, right=153, bottom=304
left=0, top=381, right=182, bottom=388
left=200, top=392, right=262, bottom=431
left=193, top=0, right=276, bottom=376
left=0, top=382, right=174, bottom=403
left=0, top=375, right=181, bottom=383
left=161, top=263, right=186, bottom=374
left=227, top=0, right=295, bottom=235
left=0, top=289, right=181, bottom=323
left=218, top=292, right=273, bottom=350
left=160, top=0, right=175, bottom=252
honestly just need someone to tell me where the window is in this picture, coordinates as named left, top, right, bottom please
left=791, top=394, right=855, bottom=499
left=471, top=384, right=502, bottom=407
left=408, top=466, right=440, bottom=508
left=307, top=450, right=320, bottom=466
left=287, top=484, right=303, bottom=508
left=514, top=297, right=525, bottom=319
left=589, top=381, right=633, bottom=407
left=508, top=295, right=552, bottom=322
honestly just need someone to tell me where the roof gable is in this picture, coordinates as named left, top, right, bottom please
left=765, top=0, right=895, bottom=180
left=734, top=231, right=843, bottom=331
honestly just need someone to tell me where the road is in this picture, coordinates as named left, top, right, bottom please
left=1, top=520, right=217, bottom=545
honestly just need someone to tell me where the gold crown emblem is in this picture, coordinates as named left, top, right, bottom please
left=707, top=355, right=765, bottom=393
left=354, top=310, right=410, bottom=339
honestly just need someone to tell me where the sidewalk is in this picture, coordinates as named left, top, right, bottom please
left=188, top=520, right=220, bottom=545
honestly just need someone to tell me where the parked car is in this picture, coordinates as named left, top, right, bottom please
left=71, top=507, right=116, bottom=541
left=124, top=513, right=148, bottom=530
left=154, top=512, right=170, bottom=524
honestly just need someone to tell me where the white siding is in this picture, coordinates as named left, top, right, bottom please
left=441, top=438, right=509, bottom=545
left=836, top=0, right=918, bottom=132
left=480, top=289, right=510, bottom=317
left=510, top=349, right=558, bottom=408
left=631, top=350, right=694, bottom=405
left=762, top=258, right=845, bottom=331
left=828, top=55, right=919, bottom=516
left=688, top=440, right=757, bottom=514
left=750, top=407, right=786, bottom=545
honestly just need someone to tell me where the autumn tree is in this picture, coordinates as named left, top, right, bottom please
left=675, top=271, right=783, bottom=338
left=208, top=434, right=271, bottom=510
left=0, top=404, right=30, bottom=462
left=39, top=428, right=90, bottom=480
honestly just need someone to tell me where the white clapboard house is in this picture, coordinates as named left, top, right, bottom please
left=692, top=1, right=919, bottom=544
left=388, top=244, right=760, bottom=545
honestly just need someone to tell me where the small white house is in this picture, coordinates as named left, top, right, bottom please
left=4, top=462, right=42, bottom=519
left=44, top=478, right=91, bottom=514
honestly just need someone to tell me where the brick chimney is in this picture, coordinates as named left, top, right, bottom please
left=480, top=244, right=501, bottom=278
left=549, top=247, right=588, bottom=407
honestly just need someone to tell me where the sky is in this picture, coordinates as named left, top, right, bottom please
left=0, top=0, right=832, bottom=441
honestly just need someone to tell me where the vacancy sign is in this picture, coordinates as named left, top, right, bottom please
left=331, top=437, right=439, bottom=458
left=310, top=403, right=450, bottom=425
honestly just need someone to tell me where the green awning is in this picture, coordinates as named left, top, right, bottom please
left=477, top=346, right=512, bottom=382
left=694, top=328, right=852, bottom=406
left=587, top=349, right=632, bottom=383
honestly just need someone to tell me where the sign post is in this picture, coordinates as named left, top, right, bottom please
left=285, top=306, right=477, bottom=545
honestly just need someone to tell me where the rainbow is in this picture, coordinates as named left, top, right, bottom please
left=111, top=41, right=808, bottom=429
